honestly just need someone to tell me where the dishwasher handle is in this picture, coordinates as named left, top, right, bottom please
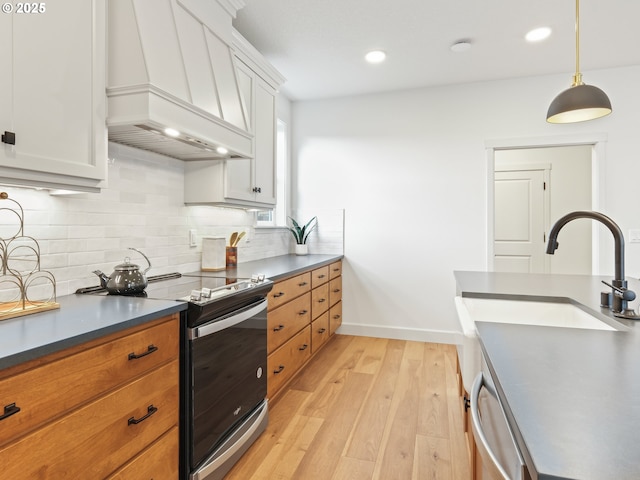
left=470, top=372, right=512, bottom=480
left=189, top=299, right=267, bottom=339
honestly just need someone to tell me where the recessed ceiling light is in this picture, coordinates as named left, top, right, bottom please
left=450, top=41, right=472, bottom=53
left=365, top=50, right=386, bottom=64
left=164, top=127, right=180, bottom=137
left=525, top=27, right=552, bottom=42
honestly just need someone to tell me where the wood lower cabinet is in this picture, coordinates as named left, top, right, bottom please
left=267, top=326, right=311, bottom=399
left=0, top=313, right=180, bottom=478
left=329, top=300, right=343, bottom=335
left=267, top=260, right=342, bottom=400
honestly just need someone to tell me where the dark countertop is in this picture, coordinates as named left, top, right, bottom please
left=0, top=294, right=186, bottom=371
left=224, top=254, right=343, bottom=281
left=455, top=271, right=640, bottom=480
left=0, top=254, right=342, bottom=372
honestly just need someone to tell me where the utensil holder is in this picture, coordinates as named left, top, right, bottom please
left=226, top=246, right=238, bottom=268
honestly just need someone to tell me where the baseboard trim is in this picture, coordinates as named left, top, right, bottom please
left=337, top=322, right=462, bottom=345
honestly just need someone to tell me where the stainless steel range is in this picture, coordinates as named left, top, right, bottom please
left=77, top=272, right=273, bottom=480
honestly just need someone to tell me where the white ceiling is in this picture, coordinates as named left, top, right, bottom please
left=232, top=0, right=640, bottom=101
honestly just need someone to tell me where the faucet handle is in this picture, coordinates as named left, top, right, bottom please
left=601, top=280, right=636, bottom=302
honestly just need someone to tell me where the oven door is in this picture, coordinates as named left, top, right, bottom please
left=188, top=298, right=268, bottom=474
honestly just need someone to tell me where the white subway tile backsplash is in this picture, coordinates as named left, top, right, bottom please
left=0, top=142, right=343, bottom=298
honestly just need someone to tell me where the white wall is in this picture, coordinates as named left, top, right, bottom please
left=291, top=65, right=640, bottom=343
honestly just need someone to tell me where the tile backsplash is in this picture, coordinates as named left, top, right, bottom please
left=0, top=143, right=343, bottom=297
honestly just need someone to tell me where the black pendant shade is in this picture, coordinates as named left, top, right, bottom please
left=546, top=0, right=612, bottom=124
left=547, top=83, right=612, bottom=124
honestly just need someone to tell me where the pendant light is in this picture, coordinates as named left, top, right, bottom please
left=546, top=0, right=611, bottom=123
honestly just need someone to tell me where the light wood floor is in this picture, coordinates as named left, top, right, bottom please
left=226, top=334, right=471, bottom=480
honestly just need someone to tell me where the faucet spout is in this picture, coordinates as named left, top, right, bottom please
left=546, top=211, right=626, bottom=287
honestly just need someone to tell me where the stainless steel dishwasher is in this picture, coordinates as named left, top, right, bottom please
left=470, top=355, right=531, bottom=480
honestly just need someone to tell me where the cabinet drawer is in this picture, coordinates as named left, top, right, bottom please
left=311, top=282, right=330, bottom=319
left=268, top=292, right=311, bottom=353
left=267, top=326, right=311, bottom=399
left=0, top=315, right=179, bottom=446
left=329, top=276, right=342, bottom=307
left=329, top=260, right=342, bottom=280
left=311, top=265, right=329, bottom=288
left=107, top=426, right=179, bottom=480
left=311, top=312, right=330, bottom=354
left=330, top=301, right=343, bottom=335
left=0, top=359, right=179, bottom=479
left=268, top=272, right=311, bottom=310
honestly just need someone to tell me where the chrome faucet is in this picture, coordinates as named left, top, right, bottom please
left=546, top=211, right=639, bottom=319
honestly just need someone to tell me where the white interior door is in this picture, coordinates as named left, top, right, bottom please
left=494, top=170, right=546, bottom=273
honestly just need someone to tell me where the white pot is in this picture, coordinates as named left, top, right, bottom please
left=295, top=244, right=308, bottom=255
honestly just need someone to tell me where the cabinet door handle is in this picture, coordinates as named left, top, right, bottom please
left=318, top=328, right=326, bottom=334
left=273, top=292, right=285, bottom=298
left=299, top=309, right=308, bottom=315
left=128, top=405, right=158, bottom=425
left=318, top=298, right=326, bottom=303
left=333, top=289, right=341, bottom=293
left=0, top=403, right=20, bottom=421
left=273, top=324, right=285, bottom=332
left=1, top=131, right=15, bottom=145
left=274, top=365, right=285, bottom=374
left=128, top=344, right=158, bottom=360
left=333, top=314, right=341, bottom=320
left=252, top=187, right=262, bottom=193
left=299, top=344, right=308, bottom=351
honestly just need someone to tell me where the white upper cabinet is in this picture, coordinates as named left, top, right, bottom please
left=0, top=0, right=107, bottom=192
left=184, top=29, right=285, bottom=208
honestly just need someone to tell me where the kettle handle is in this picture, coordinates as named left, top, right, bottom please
left=128, top=248, right=151, bottom=274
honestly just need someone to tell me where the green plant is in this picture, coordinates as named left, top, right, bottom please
left=287, top=216, right=317, bottom=245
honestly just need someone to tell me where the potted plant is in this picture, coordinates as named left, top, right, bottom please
left=287, top=216, right=317, bottom=255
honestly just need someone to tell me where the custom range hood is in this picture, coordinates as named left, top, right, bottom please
left=107, top=0, right=252, bottom=160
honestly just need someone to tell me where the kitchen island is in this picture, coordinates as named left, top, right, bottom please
left=455, top=271, right=640, bottom=480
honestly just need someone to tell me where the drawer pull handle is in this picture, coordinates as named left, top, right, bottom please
left=317, top=274, right=326, bottom=279
left=128, top=405, right=158, bottom=425
left=273, top=324, right=285, bottom=332
left=333, top=289, right=341, bottom=293
left=274, top=365, right=285, bottom=374
left=333, top=268, right=340, bottom=272
left=0, top=403, right=20, bottom=421
left=333, top=314, right=341, bottom=320
left=128, top=344, right=158, bottom=360
left=273, top=292, right=285, bottom=298
left=299, top=309, right=308, bottom=315
left=318, top=328, right=326, bottom=334
left=299, top=344, right=309, bottom=351
left=318, top=298, right=326, bottom=303
left=298, top=282, right=308, bottom=286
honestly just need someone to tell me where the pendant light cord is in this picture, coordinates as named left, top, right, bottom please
left=573, top=0, right=583, bottom=86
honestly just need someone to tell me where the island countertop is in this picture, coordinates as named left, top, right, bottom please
left=455, top=270, right=640, bottom=480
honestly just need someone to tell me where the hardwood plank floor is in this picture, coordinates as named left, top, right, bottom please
left=226, top=335, right=470, bottom=480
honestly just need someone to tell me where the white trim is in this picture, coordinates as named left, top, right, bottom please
left=337, top=323, right=462, bottom=345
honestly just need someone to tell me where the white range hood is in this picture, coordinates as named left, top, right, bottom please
left=106, top=0, right=252, bottom=160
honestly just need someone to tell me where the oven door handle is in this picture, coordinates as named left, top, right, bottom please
left=189, top=299, right=267, bottom=339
